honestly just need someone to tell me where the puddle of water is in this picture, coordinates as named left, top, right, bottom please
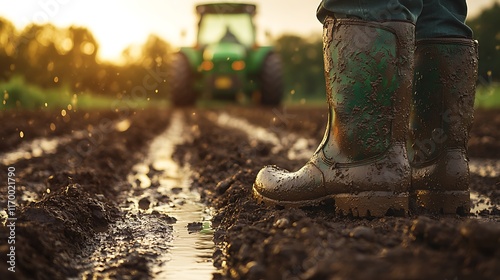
left=153, top=195, right=214, bottom=280
left=79, top=111, right=216, bottom=279
left=469, top=159, right=499, bottom=219
left=469, top=159, right=500, bottom=178
left=470, top=191, right=497, bottom=216
left=132, top=111, right=215, bottom=279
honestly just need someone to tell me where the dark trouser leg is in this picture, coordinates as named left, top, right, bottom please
left=316, top=0, right=422, bottom=22
left=416, top=0, right=473, bottom=39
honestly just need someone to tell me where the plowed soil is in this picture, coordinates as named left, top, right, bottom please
left=0, top=106, right=499, bottom=280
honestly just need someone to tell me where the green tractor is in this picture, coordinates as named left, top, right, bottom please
left=168, top=2, right=284, bottom=106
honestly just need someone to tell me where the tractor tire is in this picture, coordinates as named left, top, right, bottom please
left=259, top=52, right=284, bottom=106
left=168, top=53, right=196, bottom=107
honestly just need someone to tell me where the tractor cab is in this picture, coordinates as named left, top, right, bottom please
left=196, top=3, right=256, bottom=48
left=167, top=3, right=283, bottom=106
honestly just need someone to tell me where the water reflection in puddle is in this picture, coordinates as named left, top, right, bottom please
left=470, top=191, right=496, bottom=216
left=469, top=159, right=500, bottom=178
left=469, top=159, right=499, bottom=218
left=77, top=112, right=215, bottom=279
left=127, top=111, right=216, bottom=279
left=0, top=136, right=71, bottom=165
left=154, top=197, right=214, bottom=280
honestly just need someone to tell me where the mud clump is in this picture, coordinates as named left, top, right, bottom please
left=1, top=185, right=118, bottom=279
left=188, top=222, right=204, bottom=233
left=138, top=197, right=151, bottom=210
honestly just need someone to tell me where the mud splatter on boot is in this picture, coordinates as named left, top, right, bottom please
left=409, top=38, right=479, bottom=215
left=253, top=18, right=415, bottom=217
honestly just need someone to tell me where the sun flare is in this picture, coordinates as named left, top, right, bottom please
left=0, top=0, right=495, bottom=63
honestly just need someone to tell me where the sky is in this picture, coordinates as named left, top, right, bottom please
left=0, top=0, right=498, bottom=63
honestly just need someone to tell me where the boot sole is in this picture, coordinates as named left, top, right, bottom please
left=252, top=188, right=409, bottom=218
left=412, top=190, right=470, bottom=215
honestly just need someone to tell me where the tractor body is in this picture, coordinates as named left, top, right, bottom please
left=169, top=3, right=283, bottom=106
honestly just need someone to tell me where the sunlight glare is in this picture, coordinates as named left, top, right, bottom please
left=0, top=0, right=492, bottom=63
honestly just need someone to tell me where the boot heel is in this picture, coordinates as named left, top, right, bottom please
left=334, top=192, right=409, bottom=217
left=413, top=190, right=470, bottom=215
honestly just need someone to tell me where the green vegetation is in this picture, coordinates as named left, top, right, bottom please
left=3, top=77, right=498, bottom=111
left=467, top=3, right=500, bottom=83
left=475, top=83, right=500, bottom=109
left=274, top=34, right=325, bottom=99
left=0, top=18, right=170, bottom=102
left=0, top=76, right=160, bottom=111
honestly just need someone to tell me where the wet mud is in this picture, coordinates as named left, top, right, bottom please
left=0, top=109, right=171, bottom=279
left=175, top=107, right=500, bottom=280
left=0, top=106, right=498, bottom=279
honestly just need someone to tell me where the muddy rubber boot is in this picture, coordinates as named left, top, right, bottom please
left=409, top=38, right=478, bottom=215
left=252, top=18, right=415, bottom=217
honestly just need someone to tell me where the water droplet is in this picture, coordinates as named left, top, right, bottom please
left=115, top=119, right=131, bottom=132
left=71, top=94, right=78, bottom=106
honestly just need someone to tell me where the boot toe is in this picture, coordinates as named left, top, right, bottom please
left=253, top=163, right=325, bottom=205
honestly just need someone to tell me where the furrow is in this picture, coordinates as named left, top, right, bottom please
left=77, top=111, right=216, bottom=280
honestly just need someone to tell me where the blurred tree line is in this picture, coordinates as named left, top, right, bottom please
left=275, top=35, right=324, bottom=97
left=0, top=3, right=498, bottom=102
left=467, top=3, right=500, bottom=84
left=0, top=17, right=171, bottom=100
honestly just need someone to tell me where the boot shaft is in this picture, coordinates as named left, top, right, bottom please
left=252, top=18, right=416, bottom=217
left=410, top=38, right=478, bottom=164
left=320, top=18, right=415, bottom=163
